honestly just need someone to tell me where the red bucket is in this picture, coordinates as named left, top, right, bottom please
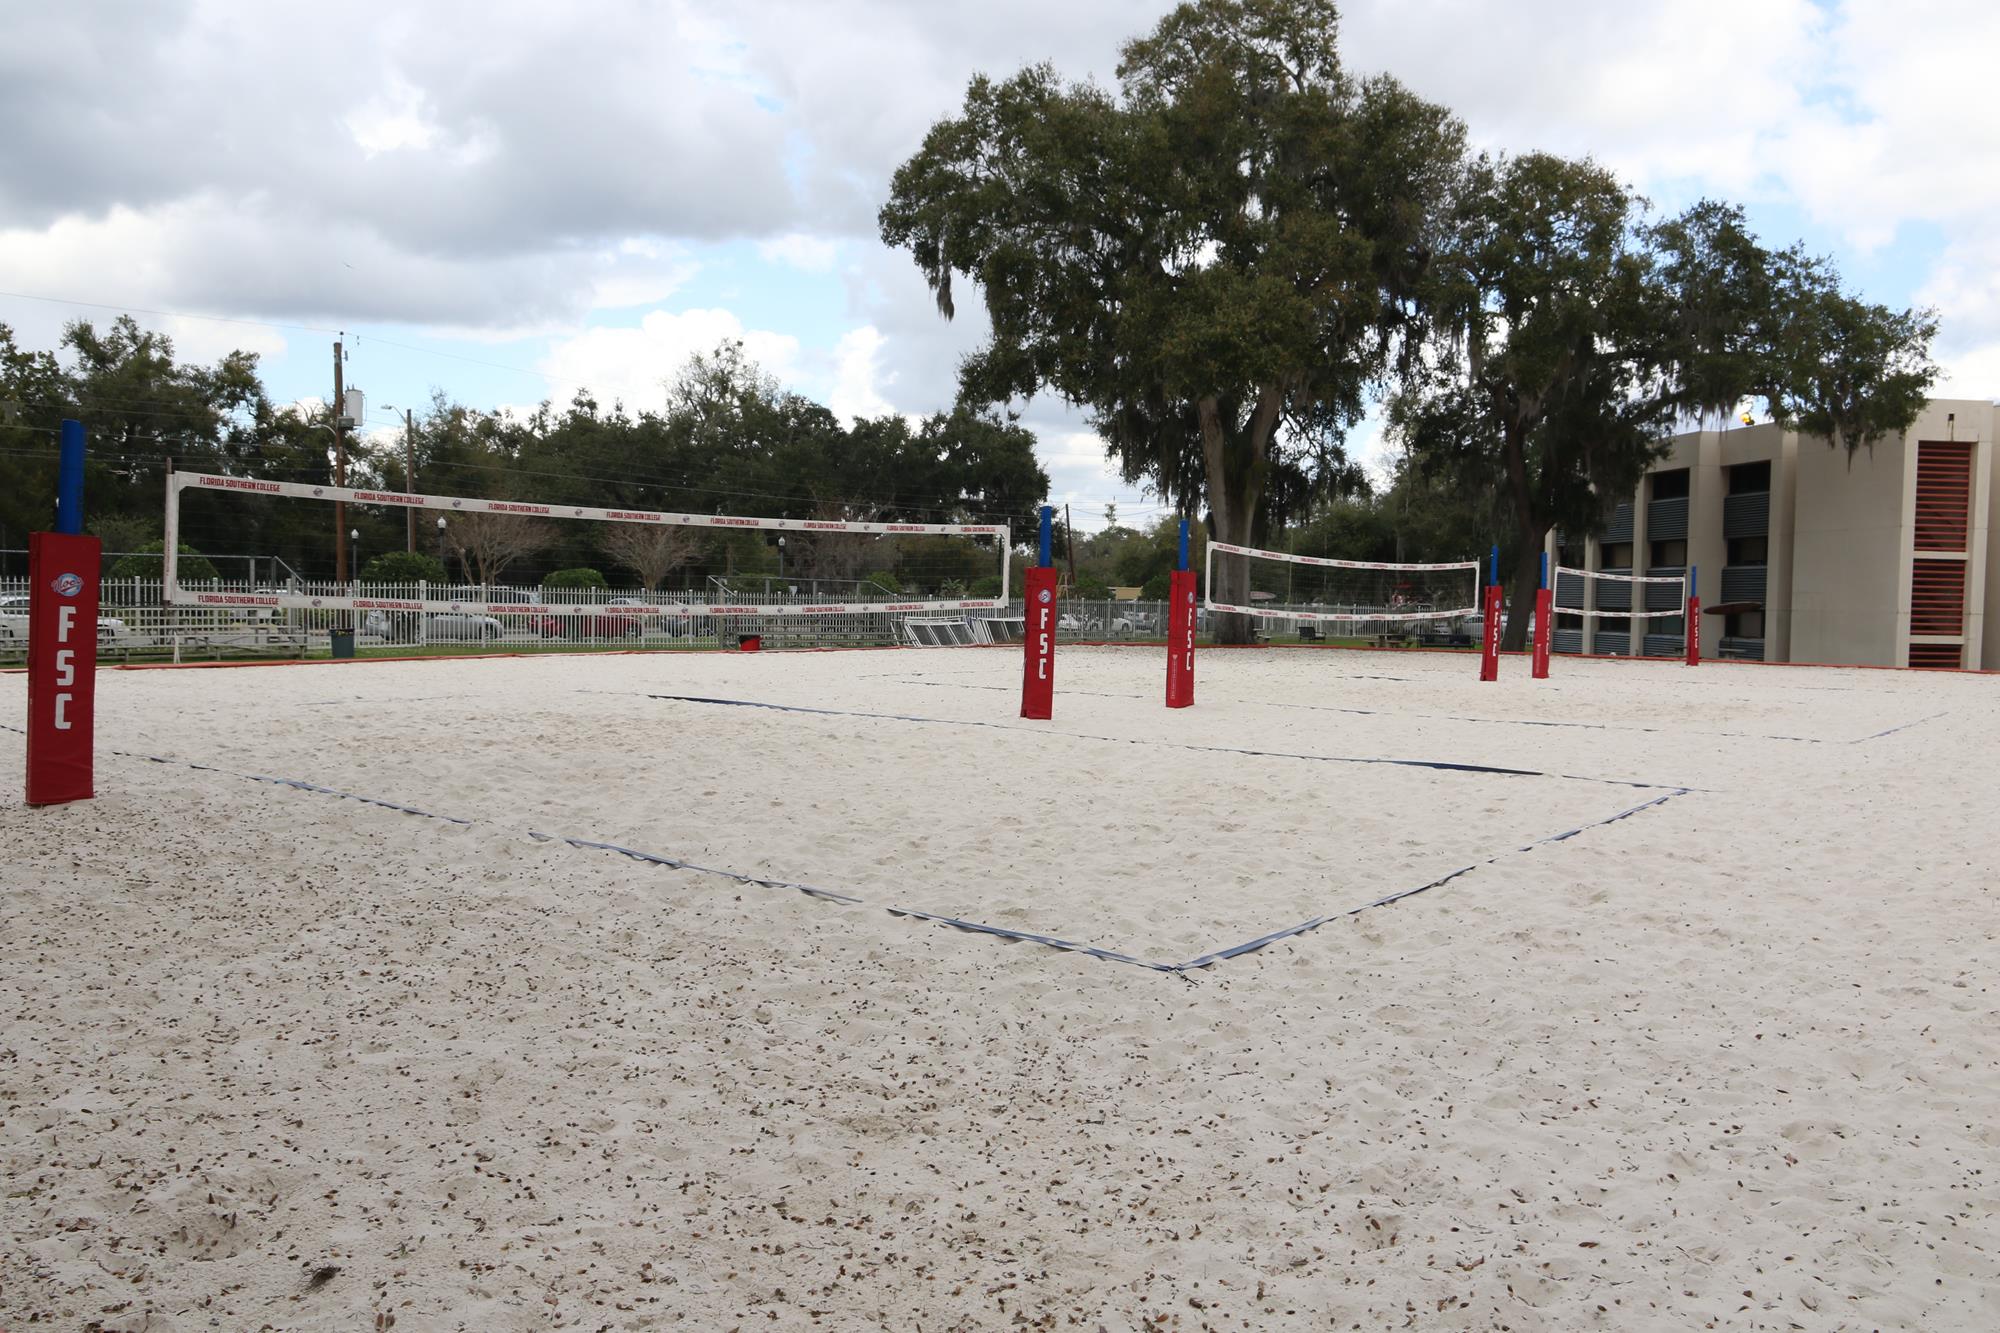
left=738, top=634, right=762, bottom=652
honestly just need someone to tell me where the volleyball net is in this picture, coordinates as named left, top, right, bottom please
left=1203, top=541, right=1482, bottom=633
left=1549, top=565, right=1692, bottom=657
left=162, top=471, right=1011, bottom=629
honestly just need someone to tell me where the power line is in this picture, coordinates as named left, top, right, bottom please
left=0, top=289, right=342, bottom=337
left=0, top=289, right=584, bottom=392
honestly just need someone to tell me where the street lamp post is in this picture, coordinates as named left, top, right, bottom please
left=350, top=528, right=361, bottom=588
left=383, top=403, right=417, bottom=552
left=436, top=517, right=449, bottom=576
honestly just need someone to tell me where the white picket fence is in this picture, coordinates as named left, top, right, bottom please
left=0, top=577, right=1068, bottom=661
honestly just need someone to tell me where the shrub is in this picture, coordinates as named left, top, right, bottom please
left=109, top=541, right=219, bottom=582
left=542, top=567, right=608, bottom=590
left=359, top=550, right=447, bottom=583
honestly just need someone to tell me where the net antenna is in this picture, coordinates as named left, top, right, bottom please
left=163, top=471, right=1008, bottom=622
left=1202, top=540, right=1482, bottom=642
left=1547, top=562, right=1694, bottom=663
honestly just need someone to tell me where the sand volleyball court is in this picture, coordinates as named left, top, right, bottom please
left=3, top=646, right=1996, bottom=1329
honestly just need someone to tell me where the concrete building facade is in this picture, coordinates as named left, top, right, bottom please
left=1551, top=398, right=1995, bottom=669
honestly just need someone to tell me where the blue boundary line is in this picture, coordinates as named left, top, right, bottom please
left=875, top=678, right=1944, bottom=747
left=0, top=723, right=1689, bottom=975
left=617, top=692, right=1692, bottom=791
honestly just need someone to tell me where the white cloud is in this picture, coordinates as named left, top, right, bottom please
left=537, top=308, right=801, bottom=413
left=158, top=315, right=288, bottom=369
left=344, top=77, right=441, bottom=156
left=2, top=0, right=1992, bottom=473
left=826, top=325, right=893, bottom=422
left=756, top=234, right=840, bottom=272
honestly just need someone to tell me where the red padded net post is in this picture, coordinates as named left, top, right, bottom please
left=1531, top=586, right=1553, bottom=679
left=1165, top=569, right=1196, bottom=708
left=1477, top=584, right=1502, bottom=682
left=1021, top=566, right=1057, bottom=719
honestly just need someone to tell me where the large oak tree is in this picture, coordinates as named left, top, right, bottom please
left=880, top=0, right=1464, bottom=640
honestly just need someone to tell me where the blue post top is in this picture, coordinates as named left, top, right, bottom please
left=1689, top=564, right=1698, bottom=599
left=1489, top=544, right=1499, bottom=586
left=1037, top=505, right=1053, bottom=568
left=1176, top=519, right=1189, bottom=571
left=1539, top=551, right=1548, bottom=590
left=56, top=419, right=85, bottom=535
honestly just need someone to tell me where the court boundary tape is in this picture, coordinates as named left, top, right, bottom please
left=2, top=724, right=1690, bottom=975
left=615, top=691, right=1698, bottom=791
left=874, top=678, right=1946, bottom=747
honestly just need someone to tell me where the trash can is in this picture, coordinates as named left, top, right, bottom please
left=738, top=633, right=762, bottom=652
left=330, top=629, right=356, bottom=660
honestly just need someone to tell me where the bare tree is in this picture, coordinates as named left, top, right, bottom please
left=600, top=523, right=705, bottom=591
left=444, top=512, right=555, bottom=586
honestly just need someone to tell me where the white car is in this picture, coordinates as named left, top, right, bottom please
left=362, top=609, right=504, bottom=643
left=0, top=593, right=126, bottom=645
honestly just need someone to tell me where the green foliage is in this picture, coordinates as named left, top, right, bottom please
left=880, top=0, right=1465, bottom=640
left=862, top=570, right=901, bottom=595
left=360, top=550, right=448, bottom=583
left=542, top=566, right=608, bottom=590
left=1284, top=496, right=1398, bottom=564
left=110, top=541, right=219, bottom=582
left=1401, top=155, right=1727, bottom=646
left=1758, top=252, right=1938, bottom=456
left=1140, top=572, right=1170, bottom=600
left=1400, top=151, right=1937, bottom=648
left=89, top=514, right=159, bottom=555
left=0, top=321, right=1049, bottom=592
left=892, top=534, right=992, bottom=594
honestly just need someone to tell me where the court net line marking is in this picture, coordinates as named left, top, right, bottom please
left=869, top=678, right=1944, bottom=746
left=2, top=723, right=1689, bottom=975
left=604, top=691, right=1700, bottom=792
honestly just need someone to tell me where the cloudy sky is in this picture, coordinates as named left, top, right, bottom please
left=2, top=0, right=1994, bottom=529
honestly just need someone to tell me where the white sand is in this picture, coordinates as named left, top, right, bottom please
left=2, top=645, right=1996, bottom=1330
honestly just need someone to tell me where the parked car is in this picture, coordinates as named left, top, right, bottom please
left=479, top=588, right=543, bottom=623
left=534, top=610, right=644, bottom=640
left=1457, top=612, right=1511, bottom=645
left=363, top=609, right=503, bottom=643
left=1411, top=617, right=1476, bottom=648
left=614, top=597, right=693, bottom=637
left=0, top=594, right=127, bottom=645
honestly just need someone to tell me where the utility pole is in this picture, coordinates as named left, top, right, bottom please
left=403, top=407, right=416, bottom=552
left=1064, top=502, right=1079, bottom=594
left=332, top=339, right=347, bottom=586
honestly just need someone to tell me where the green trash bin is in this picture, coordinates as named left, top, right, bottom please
left=330, top=629, right=356, bottom=660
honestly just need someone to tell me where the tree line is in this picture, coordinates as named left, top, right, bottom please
left=0, top=322, right=1049, bottom=596
left=880, top=0, right=1939, bottom=644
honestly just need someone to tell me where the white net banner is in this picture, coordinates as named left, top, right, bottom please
left=172, top=588, right=1007, bottom=619
left=1552, top=565, right=1688, bottom=619
left=1205, top=541, right=1481, bottom=624
left=1555, top=566, right=1685, bottom=584
left=171, top=471, right=1006, bottom=535
left=165, top=471, right=1010, bottom=618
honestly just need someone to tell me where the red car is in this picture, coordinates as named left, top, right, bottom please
left=534, top=608, right=646, bottom=639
